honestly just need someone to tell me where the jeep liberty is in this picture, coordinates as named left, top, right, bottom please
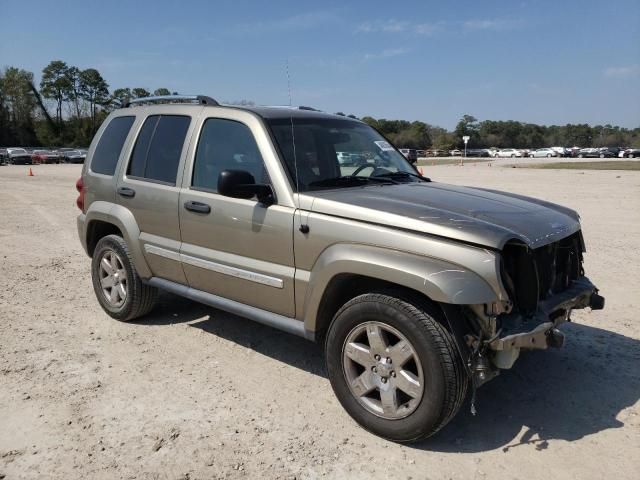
left=76, top=95, right=604, bottom=442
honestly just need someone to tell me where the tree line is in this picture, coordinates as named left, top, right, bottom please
left=362, top=114, right=640, bottom=150
left=0, top=60, right=176, bottom=148
left=1, top=60, right=638, bottom=150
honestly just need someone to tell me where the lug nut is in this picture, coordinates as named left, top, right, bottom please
left=387, top=358, right=392, bottom=364
left=381, top=377, right=387, bottom=384
left=372, top=366, right=377, bottom=373
left=374, top=354, right=381, bottom=361
left=390, top=371, right=396, bottom=377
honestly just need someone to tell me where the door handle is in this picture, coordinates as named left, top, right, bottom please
left=184, top=200, right=211, bottom=214
left=117, top=187, right=136, bottom=198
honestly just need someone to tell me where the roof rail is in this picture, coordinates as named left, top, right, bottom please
left=266, top=105, right=322, bottom=112
left=297, top=105, right=321, bottom=112
left=123, top=95, right=219, bottom=108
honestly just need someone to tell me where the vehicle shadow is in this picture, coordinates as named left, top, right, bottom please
left=130, top=291, right=214, bottom=326
left=136, top=298, right=639, bottom=452
left=418, top=322, right=640, bottom=452
left=188, top=311, right=327, bottom=378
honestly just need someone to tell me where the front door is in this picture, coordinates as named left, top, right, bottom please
left=178, top=117, right=296, bottom=317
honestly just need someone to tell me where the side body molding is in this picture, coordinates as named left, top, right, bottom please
left=81, top=201, right=152, bottom=278
left=301, top=243, right=498, bottom=332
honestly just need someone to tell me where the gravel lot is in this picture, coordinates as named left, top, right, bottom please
left=1, top=163, right=638, bottom=480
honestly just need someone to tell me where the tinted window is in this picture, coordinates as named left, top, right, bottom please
left=128, top=115, right=159, bottom=178
left=91, top=116, right=135, bottom=175
left=127, top=115, right=190, bottom=185
left=192, top=118, right=268, bottom=192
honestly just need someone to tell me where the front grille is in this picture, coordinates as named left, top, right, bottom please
left=501, top=232, right=583, bottom=315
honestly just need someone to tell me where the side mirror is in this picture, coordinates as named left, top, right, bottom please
left=217, top=169, right=274, bottom=204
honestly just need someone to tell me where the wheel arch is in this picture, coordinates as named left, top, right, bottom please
left=301, top=243, right=497, bottom=342
left=83, top=201, right=152, bottom=278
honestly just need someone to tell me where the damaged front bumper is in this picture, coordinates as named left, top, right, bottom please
left=489, top=277, right=604, bottom=352
left=467, top=277, right=604, bottom=375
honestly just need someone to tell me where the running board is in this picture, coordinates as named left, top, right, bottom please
left=146, top=277, right=313, bottom=340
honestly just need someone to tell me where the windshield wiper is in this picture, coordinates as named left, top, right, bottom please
left=373, top=171, right=431, bottom=182
left=308, top=175, right=398, bottom=188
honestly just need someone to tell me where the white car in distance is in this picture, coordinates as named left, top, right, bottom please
left=497, top=148, right=523, bottom=158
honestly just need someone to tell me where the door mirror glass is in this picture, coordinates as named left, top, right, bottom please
left=217, top=169, right=274, bottom=204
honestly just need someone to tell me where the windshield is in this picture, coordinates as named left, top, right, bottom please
left=267, top=117, right=422, bottom=191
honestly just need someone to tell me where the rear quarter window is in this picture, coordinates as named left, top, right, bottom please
left=90, top=116, right=135, bottom=175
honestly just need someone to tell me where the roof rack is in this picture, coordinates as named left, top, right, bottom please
left=266, top=105, right=322, bottom=112
left=123, top=95, right=219, bottom=108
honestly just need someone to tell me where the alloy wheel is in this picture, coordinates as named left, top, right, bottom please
left=342, top=321, right=424, bottom=419
left=98, top=250, right=128, bottom=308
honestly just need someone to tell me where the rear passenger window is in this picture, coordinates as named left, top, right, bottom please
left=90, top=116, right=135, bottom=175
left=192, top=118, right=268, bottom=192
left=127, top=115, right=191, bottom=185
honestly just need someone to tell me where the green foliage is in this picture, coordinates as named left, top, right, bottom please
left=79, top=68, right=109, bottom=132
left=110, top=88, right=132, bottom=109
left=1, top=67, right=38, bottom=145
left=132, top=88, right=151, bottom=98
left=2, top=60, right=639, bottom=152
left=40, top=60, right=71, bottom=125
left=361, top=117, right=432, bottom=149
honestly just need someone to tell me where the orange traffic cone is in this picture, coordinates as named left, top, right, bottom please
left=28, top=168, right=34, bottom=176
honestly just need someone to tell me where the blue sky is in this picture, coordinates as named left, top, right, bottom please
left=1, top=0, right=639, bottom=128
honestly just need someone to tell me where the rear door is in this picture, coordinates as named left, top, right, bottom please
left=116, top=109, right=199, bottom=284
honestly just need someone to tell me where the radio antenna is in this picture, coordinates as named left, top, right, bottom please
left=286, top=59, right=309, bottom=233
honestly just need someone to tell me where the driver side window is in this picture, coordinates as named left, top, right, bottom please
left=192, top=118, right=269, bottom=192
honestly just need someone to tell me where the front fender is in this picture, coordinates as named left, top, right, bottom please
left=301, top=243, right=498, bottom=332
left=82, top=201, right=152, bottom=279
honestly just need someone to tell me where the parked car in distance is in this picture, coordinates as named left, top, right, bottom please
left=336, top=151, right=351, bottom=165
left=449, top=149, right=462, bottom=156
left=416, top=150, right=426, bottom=158
left=399, top=148, right=417, bottom=164
left=62, top=149, right=87, bottom=163
left=497, top=148, right=523, bottom=158
left=550, top=147, right=570, bottom=157
left=76, top=95, right=604, bottom=443
left=428, top=149, right=448, bottom=157
left=620, top=148, right=640, bottom=158
left=577, top=148, right=614, bottom=158
left=465, top=148, right=490, bottom=157
left=5, top=147, right=33, bottom=164
left=600, top=147, right=621, bottom=157
left=529, top=148, right=557, bottom=158
left=32, top=150, right=61, bottom=164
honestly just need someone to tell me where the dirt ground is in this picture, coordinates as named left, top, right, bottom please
left=1, top=163, right=639, bottom=480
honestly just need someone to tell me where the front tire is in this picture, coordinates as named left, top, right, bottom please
left=91, top=235, right=158, bottom=321
left=325, top=293, right=467, bottom=443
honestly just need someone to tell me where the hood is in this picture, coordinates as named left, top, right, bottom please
left=304, top=182, right=581, bottom=250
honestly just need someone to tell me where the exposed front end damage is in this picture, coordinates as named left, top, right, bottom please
left=462, top=231, right=605, bottom=395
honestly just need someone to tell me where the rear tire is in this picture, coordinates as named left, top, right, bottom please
left=325, top=293, right=467, bottom=443
left=91, top=235, right=158, bottom=321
